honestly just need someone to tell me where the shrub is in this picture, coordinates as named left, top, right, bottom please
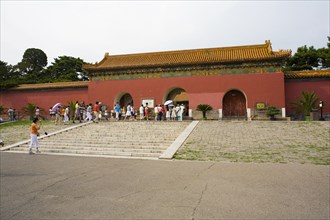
left=196, top=104, right=213, bottom=119
left=22, top=103, right=37, bottom=120
left=291, top=91, right=319, bottom=115
left=266, top=106, right=281, bottom=120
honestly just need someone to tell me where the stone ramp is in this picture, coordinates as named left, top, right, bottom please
left=5, top=121, right=191, bottom=159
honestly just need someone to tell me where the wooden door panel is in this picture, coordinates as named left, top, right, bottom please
left=223, top=90, right=246, bottom=117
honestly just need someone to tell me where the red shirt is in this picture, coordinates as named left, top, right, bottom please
left=94, top=104, right=98, bottom=112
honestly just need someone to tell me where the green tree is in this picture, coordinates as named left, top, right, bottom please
left=196, top=104, right=213, bottom=119
left=16, top=48, right=48, bottom=83
left=0, top=105, right=5, bottom=115
left=0, top=60, right=20, bottom=89
left=317, top=40, right=330, bottom=68
left=291, top=91, right=319, bottom=115
left=47, top=56, right=88, bottom=82
left=22, top=103, right=37, bottom=120
left=285, top=37, right=330, bottom=70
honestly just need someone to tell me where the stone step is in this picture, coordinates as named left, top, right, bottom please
left=18, top=142, right=169, bottom=150
left=39, top=140, right=172, bottom=148
left=42, top=130, right=177, bottom=139
left=51, top=129, right=184, bottom=137
left=4, top=121, right=193, bottom=159
left=10, top=147, right=161, bottom=158
left=48, top=139, right=176, bottom=144
left=11, top=144, right=165, bottom=153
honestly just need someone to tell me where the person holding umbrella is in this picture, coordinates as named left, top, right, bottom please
left=51, top=103, right=62, bottom=125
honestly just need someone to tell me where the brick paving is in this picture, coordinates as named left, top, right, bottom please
left=1, top=120, right=329, bottom=164
left=175, top=121, right=330, bottom=164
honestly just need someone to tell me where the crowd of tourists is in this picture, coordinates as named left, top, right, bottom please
left=7, top=107, right=18, bottom=121
left=48, top=101, right=187, bottom=124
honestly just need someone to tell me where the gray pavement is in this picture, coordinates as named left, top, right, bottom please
left=1, top=152, right=329, bottom=220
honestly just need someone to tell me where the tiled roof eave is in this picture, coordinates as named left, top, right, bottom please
left=7, top=81, right=89, bottom=91
left=86, top=56, right=287, bottom=72
left=284, top=70, right=330, bottom=79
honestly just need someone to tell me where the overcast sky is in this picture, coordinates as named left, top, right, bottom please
left=1, top=0, right=329, bottom=66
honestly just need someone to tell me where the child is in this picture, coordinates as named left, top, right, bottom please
left=29, top=117, right=41, bottom=154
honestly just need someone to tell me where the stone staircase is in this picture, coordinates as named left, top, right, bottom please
left=6, top=121, right=191, bottom=159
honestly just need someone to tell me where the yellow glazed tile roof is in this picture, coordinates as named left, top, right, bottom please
left=9, top=81, right=89, bottom=90
left=285, top=70, right=330, bottom=79
left=84, top=40, right=291, bottom=71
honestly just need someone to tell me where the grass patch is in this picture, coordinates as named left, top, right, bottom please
left=307, top=156, right=330, bottom=165
left=0, top=120, right=32, bottom=129
left=0, top=120, right=53, bottom=130
left=305, top=144, right=329, bottom=152
left=174, top=149, right=201, bottom=160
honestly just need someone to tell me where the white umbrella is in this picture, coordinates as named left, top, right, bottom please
left=52, top=103, right=61, bottom=111
left=164, top=100, right=173, bottom=105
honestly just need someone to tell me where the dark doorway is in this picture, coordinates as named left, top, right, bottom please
left=119, top=93, right=133, bottom=108
left=223, top=90, right=246, bottom=118
left=165, top=88, right=189, bottom=116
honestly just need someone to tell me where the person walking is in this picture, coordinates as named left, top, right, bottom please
left=176, top=105, right=181, bottom=121
left=64, top=106, right=69, bottom=124
left=171, top=106, right=176, bottom=120
left=144, top=103, right=149, bottom=120
left=157, top=104, right=163, bottom=121
left=93, top=101, right=99, bottom=123
left=29, top=117, right=41, bottom=154
left=125, top=103, right=132, bottom=120
left=115, top=103, right=121, bottom=120
left=73, top=101, right=80, bottom=123
left=8, top=107, right=14, bottom=121
left=131, top=105, right=136, bottom=120
left=49, top=107, right=55, bottom=121
left=166, top=106, right=171, bottom=121
left=35, top=107, right=40, bottom=119
left=178, top=104, right=185, bottom=121
left=54, top=108, right=62, bottom=125
left=139, top=104, right=144, bottom=120
left=154, top=105, right=159, bottom=121
left=85, top=103, right=93, bottom=122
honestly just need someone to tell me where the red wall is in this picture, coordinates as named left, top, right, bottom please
left=0, top=88, right=88, bottom=117
left=285, top=80, right=330, bottom=115
left=2, top=73, right=328, bottom=119
left=88, top=72, right=285, bottom=109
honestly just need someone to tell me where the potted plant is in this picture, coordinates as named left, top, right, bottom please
left=22, top=103, right=37, bottom=120
left=266, top=106, right=281, bottom=120
left=291, top=91, right=319, bottom=121
left=196, top=104, right=213, bottom=120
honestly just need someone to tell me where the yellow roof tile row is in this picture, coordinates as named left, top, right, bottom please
left=285, top=70, right=330, bottom=79
left=9, top=81, right=89, bottom=90
left=84, top=40, right=291, bottom=71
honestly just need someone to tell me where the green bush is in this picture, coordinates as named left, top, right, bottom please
left=266, top=106, right=281, bottom=120
left=22, top=103, right=37, bottom=120
left=196, top=104, right=213, bottom=119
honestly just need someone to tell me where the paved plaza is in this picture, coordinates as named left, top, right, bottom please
left=1, top=152, right=329, bottom=220
left=0, top=120, right=329, bottom=219
left=177, top=121, right=330, bottom=164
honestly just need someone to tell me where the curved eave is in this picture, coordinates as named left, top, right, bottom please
left=84, top=55, right=290, bottom=72
left=285, top=70, right=330, bottom=79
left=7, top=81, right=89, bottom=91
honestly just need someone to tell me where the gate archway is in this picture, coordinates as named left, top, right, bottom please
left=115, top=92, right=133, bottom=108
left=222, top=89, right=246, bottom=118
left=164, top=87, right=189, bottom=116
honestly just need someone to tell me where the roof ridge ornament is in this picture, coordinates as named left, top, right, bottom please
left=265, top=40, right=273, bottom=54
